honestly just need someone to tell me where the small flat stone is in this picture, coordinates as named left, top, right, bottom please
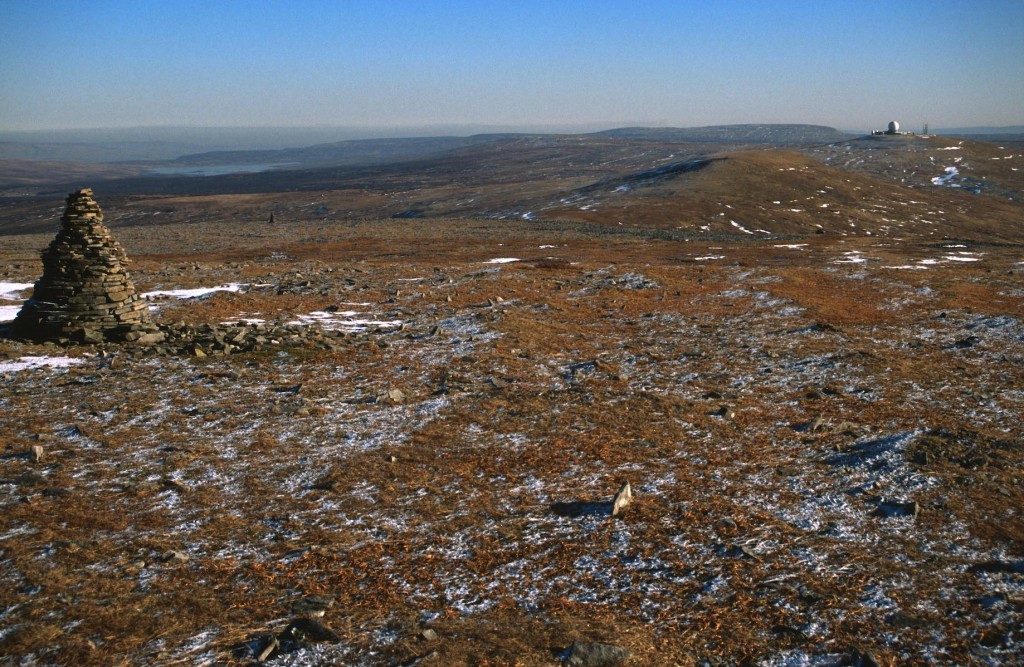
left=162, top=550, right=190, bottom=563
left=873, top=499, right=920, bottom=518
left=281, top=617, right=340, bottom=643
left=611, top=481, right=632, bottom=517
left=566, top=640, right=631, bottom=667
left=257, top=636, right=279, bottom=662
left=291, top=595, right=335, bottom=617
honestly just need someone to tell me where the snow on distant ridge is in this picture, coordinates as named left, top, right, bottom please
left=931, top=166, right=959, bottom=187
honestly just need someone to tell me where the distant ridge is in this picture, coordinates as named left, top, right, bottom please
left=935, top=125, right=1024, bottom=135
left=170, top=135, right=498, bottom=168
left=155, top=125, right=854, bottom=171
left=591, top=124, right=852, bottom=144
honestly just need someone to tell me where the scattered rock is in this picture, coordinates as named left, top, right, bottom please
left=565, top=640, right=631, bottom=667
left=160, top=478, right=188, bottom=493
left=873, top=499, right=920, bottom=518
left=281, top=617, right=340, bottom=644
left=381, top=387, right=406, bottom=405
left=831, top=421, right=864, bottom=436
left=81, top=328, right=106, bottom=344
left=257, top=635, right=279, bottom=662
left=611, top=481, right=632, bottom=517
left=135, top=332, right=166, bottom=346
left=794, top=583, right=824, bottom=603
left=809, top=414, right=825, bottom=433
left=717, top=406, right=735, bottom=419
left=311, top=473, right=340, bottom=492
left=715, top=517, right=738, bottom=532
left=731, top=543, right=759, bottom=559
left=161, top=550, right=190, bottom=563
left=886, top=610, right=930, bottom=629
left=949, top=335, right=980, bottom=349
left=419, top=628, right=438, bottom=641
left=291, top=595, right=335, bottom=617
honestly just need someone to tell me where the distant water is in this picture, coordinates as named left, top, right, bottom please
left=147, top=163, right=295, bottom=177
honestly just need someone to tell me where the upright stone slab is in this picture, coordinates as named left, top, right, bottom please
left=11, top=188, right=154, bottom=342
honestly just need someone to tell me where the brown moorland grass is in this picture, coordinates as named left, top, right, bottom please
left=1, top=217, right=1022, bottom=666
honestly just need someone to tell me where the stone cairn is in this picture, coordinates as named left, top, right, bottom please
left=11, top=188, right=155, bottom=343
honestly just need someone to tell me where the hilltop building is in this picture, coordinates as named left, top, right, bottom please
left=871, top=120, right=910, bottom=136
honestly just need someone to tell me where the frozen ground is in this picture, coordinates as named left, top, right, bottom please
left=0, top=233, right=1021, bottom=666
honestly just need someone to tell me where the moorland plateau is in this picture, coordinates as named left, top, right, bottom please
left=0, top=124, right=1021, bottom=666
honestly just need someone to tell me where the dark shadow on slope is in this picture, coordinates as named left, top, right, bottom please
left=549, top=500, right=613, bottom=518
left=576, top=157, right=719, bottom=194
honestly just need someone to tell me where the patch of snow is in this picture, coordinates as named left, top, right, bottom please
left=730, top=220, right=755, bottom=235
left=758, top=649, right=848, bottom=667
left=0, top=305, right=22, bottom=321
left=0, top=356, right=86, bottom=373
left=288, top=311, right=402, bottom=332
left=834, top=252, right=867, bottom=264
left=0, top=282, right=33, bottom=300
left=694, top=256, right=726, bottom=261
left=484, top=258, right=520, bottom=264
left=143, top=283, right=244, bottom=300
left=774, top=244, right=808, bottom=250
left=221, top=319, right=266, bottom=327
left=931, top=166, right=960, bottom=187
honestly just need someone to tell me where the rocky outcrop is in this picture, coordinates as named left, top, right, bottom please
left=11, top=188, right=154, bottom=343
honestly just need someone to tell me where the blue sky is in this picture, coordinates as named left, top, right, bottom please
left=1, top=0, right=1022, bottom=132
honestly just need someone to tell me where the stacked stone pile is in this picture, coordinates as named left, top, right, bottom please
left=11, top=188, right=155, bottom=343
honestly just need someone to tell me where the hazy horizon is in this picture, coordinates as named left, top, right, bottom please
left=2, top=1, right=1023, bottom=134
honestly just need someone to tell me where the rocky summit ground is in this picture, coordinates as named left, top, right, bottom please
left=0, top=214, right=1021, bottom=667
